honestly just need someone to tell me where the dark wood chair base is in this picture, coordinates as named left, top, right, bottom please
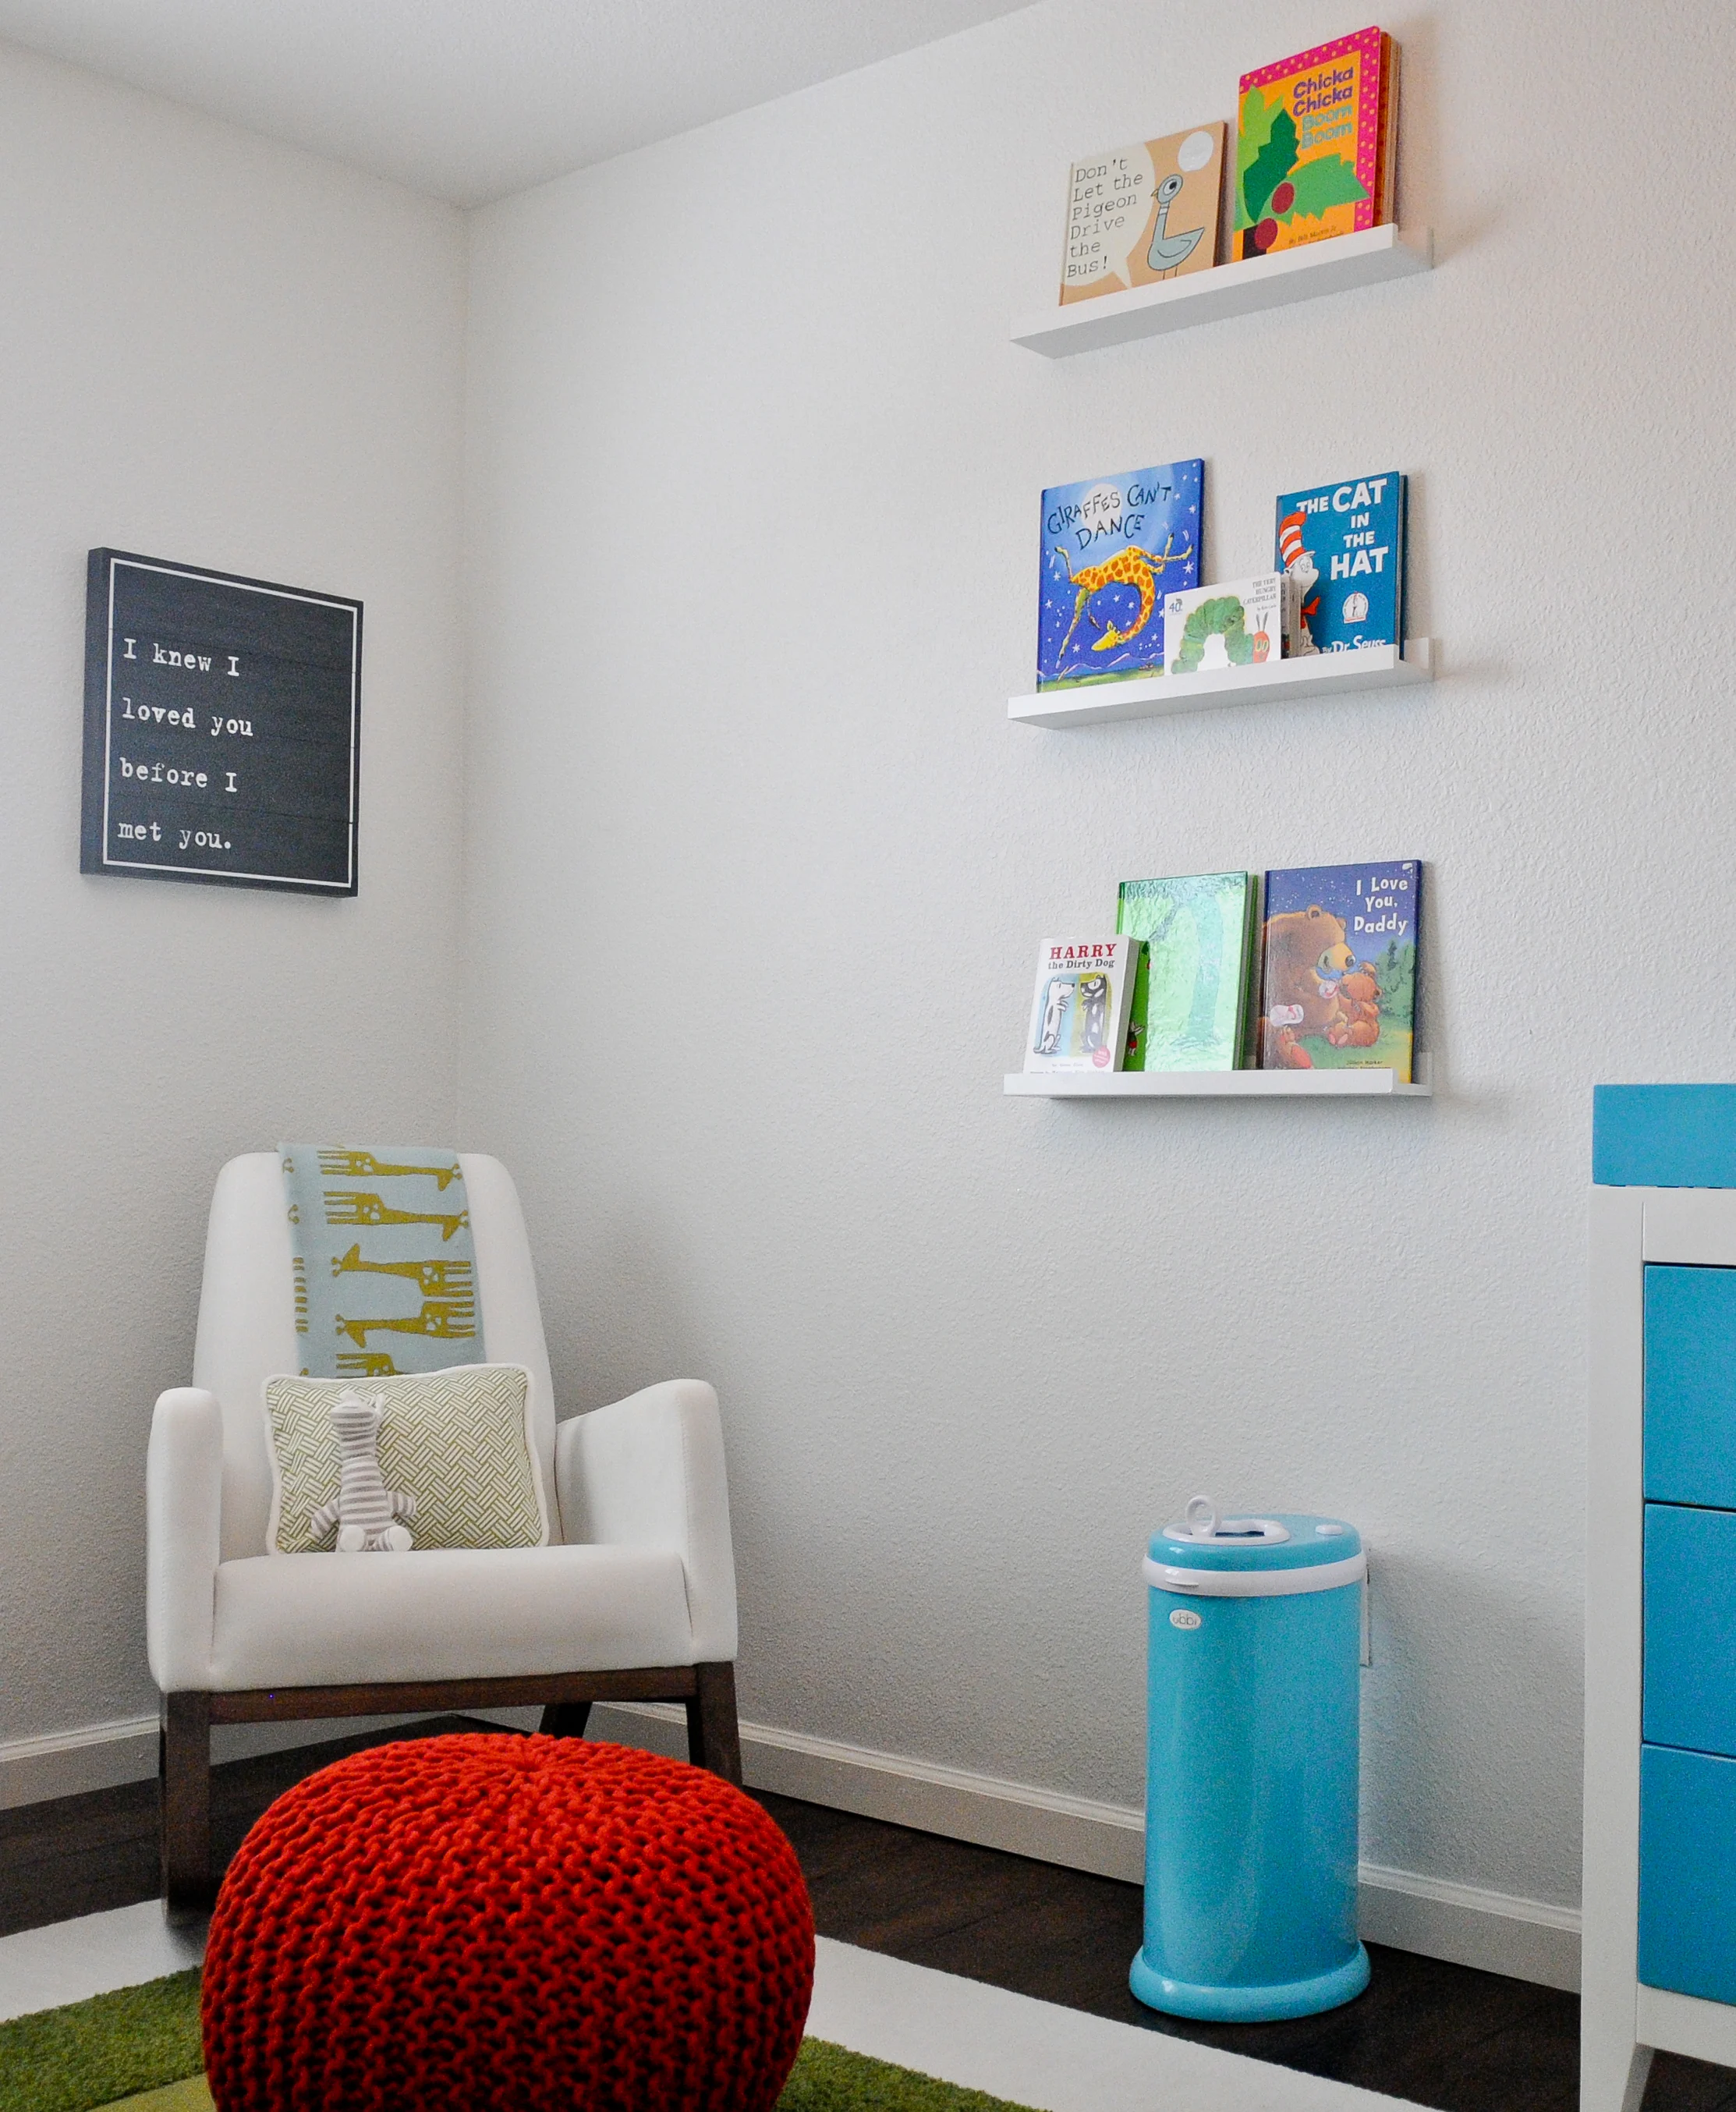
left=159, top=1661, right=742, bottom=1918
left=160, top=1691, right=214, bottom=1922
left=539, top=1699, right=593, bottom=1738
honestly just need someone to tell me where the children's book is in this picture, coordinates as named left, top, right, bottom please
left=1060, top=124, right=1225, bottom=303
left=1038, top=462, right=1203, bottom=690
left=1025, top=937, right=1140, bottom=1073
left=1116, top=874, right=1258, bottom=1072
left=1256, top=860, right=1422, bottom=1077
left=1275, top=473, right=1406, bottom=654
left=1162, top=574, right=1284, bottom=676
left=1235, top=29, right=1398, bottom=259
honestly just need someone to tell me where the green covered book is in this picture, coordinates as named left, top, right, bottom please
left=1115, top=872, right=1259, bottom=1071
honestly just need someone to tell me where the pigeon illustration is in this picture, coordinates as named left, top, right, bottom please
left=1145, top=173, right=1204, bottom=274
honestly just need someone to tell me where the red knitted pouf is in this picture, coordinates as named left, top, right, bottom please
left=201, top=1735, right=814, bottom=2111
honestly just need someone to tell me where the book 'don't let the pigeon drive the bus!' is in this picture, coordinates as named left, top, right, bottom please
left=1024, top=938, right=1139, bottom=1074
left=1059, top=123, right=1225, bottom=303
left=1037, top=461, right=1203, bottom=690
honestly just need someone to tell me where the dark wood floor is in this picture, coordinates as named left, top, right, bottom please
left=0, top=1717, right=1725, bottom=2112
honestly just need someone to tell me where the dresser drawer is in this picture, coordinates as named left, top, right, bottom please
left=1641, top=1742, right=1736, bottom=2001
left=1645, top=1504, right=1736, bottom=1755
left=1646, top=1266, right=1736, bottom=1508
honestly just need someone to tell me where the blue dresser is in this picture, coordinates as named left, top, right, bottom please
left=1585, top=1086, right=1736, bottom=2112
left=1640, top=1270, right=1736, bottom=2001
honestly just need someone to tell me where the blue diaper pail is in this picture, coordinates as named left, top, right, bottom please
left=1130, top=1497, right=1370, bottom=2023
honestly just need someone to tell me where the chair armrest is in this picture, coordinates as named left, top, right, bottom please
left=147, top=1387, right=223, bottom=1692
left=556, top=1380, right=737, bottom=1662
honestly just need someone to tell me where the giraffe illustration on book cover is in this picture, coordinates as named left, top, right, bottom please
left=1038, top=461, right=1203, bottom=689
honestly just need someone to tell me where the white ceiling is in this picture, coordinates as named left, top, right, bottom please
left=0, top=0, right=1035, bottom=207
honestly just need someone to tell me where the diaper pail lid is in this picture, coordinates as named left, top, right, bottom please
left=1145, top=1499, right=1364, bottom=1595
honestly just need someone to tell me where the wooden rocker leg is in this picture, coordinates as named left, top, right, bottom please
left=540, top=1701, right=593, bottom=1738
left=686, top=1661, right=742, bottom=1785
left=160, top=1692, right=214, bottom=1920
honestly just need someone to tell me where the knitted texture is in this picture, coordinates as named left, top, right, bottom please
left=202, top=1735, right=815, bottom=2112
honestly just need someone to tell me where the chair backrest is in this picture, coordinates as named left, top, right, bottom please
left=191, top=1153, right=560, bottom=1559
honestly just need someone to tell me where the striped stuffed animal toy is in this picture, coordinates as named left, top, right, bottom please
left=311, top=1389, right=417, bottom=1552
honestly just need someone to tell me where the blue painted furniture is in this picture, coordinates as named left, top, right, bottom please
left=1643, top=1266, right=1736, bottom=1511
left=1593, top=1084, right=1736, bottom=1191
left=1131, top=1503, right=1369, bottom=2023
left=1585, top=1086, right=1736, bottom=2112
left=1638, top=1745, right=1736, bottom=2006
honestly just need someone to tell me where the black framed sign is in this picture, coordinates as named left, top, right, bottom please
left=80, top=549, right=362, bottom=895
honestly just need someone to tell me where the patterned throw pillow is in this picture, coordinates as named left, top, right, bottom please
left=262, top=1365, right=550, bottom=1554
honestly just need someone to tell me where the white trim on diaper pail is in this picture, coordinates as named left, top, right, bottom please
left=1143, top=1550, right=1369, bottom=1598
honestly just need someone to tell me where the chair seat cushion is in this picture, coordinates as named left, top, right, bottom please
left=208, top=1545, right=694, bottom=1689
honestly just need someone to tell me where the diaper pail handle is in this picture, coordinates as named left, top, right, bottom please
left=1184, top=1496, right=1218, bottom=1539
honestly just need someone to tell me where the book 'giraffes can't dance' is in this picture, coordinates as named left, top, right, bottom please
left=1037, top=460, right=1203, bottom=690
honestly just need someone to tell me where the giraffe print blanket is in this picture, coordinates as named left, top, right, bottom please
left=279, top=1146, right=485, bottom=1380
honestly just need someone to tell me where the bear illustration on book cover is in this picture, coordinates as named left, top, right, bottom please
left=1037, top=461, right=1203, bottom=689
left=1256, top=860, right=1420, bottom=1077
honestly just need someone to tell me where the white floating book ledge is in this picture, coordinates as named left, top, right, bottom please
left=1011, top=225, right=1433, bottom=357
left=1004, top=1061, right=1431, bottom=1100
left=1009, top=639, right=1433, bottom=729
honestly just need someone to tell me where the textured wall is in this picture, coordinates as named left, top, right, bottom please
left=0, top=44, right=468, bottom=1742
left=462, top=0, right=1736, bottom=1912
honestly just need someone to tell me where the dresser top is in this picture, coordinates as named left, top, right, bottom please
left=1596, top=1085, right=1736, bottom=1188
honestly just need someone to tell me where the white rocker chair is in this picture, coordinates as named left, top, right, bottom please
left=147, top=1152, right=739, bottom=1914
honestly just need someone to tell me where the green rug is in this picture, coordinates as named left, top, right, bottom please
left=0, top=1977, right=203, bottom=2112
left=0, top=1972, right=1042, bottom=2112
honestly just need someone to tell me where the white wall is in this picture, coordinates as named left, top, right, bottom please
left=5, top=0, right=1731, bottom=1945
left=0, top=43, right=468, bottom=1749
left=463, top=0, right=1736, bottom=1919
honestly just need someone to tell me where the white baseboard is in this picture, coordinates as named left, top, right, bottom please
left=2, top=1700, right=1581, bottom=1994
left=590, top=1702, right=1583, bottom=1994
left=0, top=1706, right=539, bottom=1810
left=0, top=1717, right=164, bottom=1809
left=1355, top=1859, right=1580, bottom=1993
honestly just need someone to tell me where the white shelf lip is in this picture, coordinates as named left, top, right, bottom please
left=1010, top=639, right=1433, bottom=728
left=1012, top=224, right=1433, bottom=356
left=1005, top=1064, right=1431, bottom=1099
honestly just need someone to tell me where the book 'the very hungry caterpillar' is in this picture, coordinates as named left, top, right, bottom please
left=1276, top=473, right=1406, bottom=654
left=1024, top=937, right=1140, bottom=1073
left=1235, top=28, right=1398, bottom=259
left=1162, top=573, right=1286, bottom=675
left=1256, top=861, right=1421, bottom=1078
left=1060, top=124, right=1225, bottom=303
left=1038, top=462, right=1203, bottom=690
left=1116, top=873, right=1259, bottom=1072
